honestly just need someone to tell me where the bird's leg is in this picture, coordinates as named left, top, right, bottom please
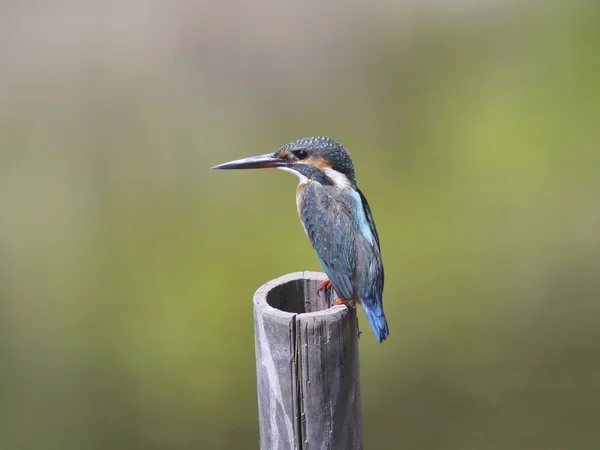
left=317, top=279, right=333, bottom=297
left=356, top=315, right=362, bottom=339
left=319, top=280, right=347, bottom=308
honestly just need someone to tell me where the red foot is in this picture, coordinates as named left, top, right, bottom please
left=332, top=299, right=345, bottom=306
left=318, top=279, right=333, bottom=292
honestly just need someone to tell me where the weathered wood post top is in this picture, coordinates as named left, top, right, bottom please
left=253, top=271, right=362, bottom=450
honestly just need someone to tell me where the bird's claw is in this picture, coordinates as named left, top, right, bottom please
left=317, top=279, right=333, bottom=297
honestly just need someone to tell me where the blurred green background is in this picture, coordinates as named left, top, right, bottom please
left=1, top=1, right=599, bottom=449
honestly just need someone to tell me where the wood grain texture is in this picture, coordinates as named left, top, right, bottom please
left=254, top=272, right=362, bottom=450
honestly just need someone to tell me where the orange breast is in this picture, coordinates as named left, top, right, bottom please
left=296, top=182, right=309, bottom=236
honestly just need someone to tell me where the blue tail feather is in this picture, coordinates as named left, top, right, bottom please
left=363, top=304, right=389, bottom=343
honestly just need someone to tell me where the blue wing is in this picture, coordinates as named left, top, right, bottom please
left=300, top=183, right=358, bottom=304
left=358, top=188, right=381, bottom=252
left=356, top=187, right=384, bottom=298
left=355, top=188, right=387, bottom=341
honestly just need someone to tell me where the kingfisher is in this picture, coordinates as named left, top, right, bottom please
left=212, top=137, right=389, bottom=342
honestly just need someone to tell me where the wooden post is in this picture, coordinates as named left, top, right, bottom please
left=253, top=271, right=362, bottom=450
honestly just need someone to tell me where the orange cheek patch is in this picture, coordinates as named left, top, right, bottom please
left=275, top=150, right=290, bottom=160
left=308, top=157, right=332, bottom=170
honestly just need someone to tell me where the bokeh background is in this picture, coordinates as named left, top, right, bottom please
left=1, top=1, right=599, bottom=449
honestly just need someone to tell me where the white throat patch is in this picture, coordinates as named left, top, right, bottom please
left=277, top=166, right=309, bottom=184
left=324, top=168, right=352, bottom=190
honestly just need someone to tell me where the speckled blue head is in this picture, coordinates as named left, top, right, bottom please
left=212, top=136, right=357, bottom=189
left=274, top=136, right=357, bottom=188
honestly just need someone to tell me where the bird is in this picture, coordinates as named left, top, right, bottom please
left=212, top=137, right=388, bottom=342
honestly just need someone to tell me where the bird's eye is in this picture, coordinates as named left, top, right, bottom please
left=293, top=150, right=308, bottom=160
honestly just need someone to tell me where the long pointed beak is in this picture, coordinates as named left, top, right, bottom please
left=211, top=152, right=284, bottom=170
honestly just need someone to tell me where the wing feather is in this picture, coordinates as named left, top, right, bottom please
left=300, top=183, right=357, bottom=303
left=357, top=187, right=384, bottom=292
left=357, top=188, right=381, bottom=252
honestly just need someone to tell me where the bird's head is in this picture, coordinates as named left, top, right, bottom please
left=212, top=137, right=356, bottom=189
